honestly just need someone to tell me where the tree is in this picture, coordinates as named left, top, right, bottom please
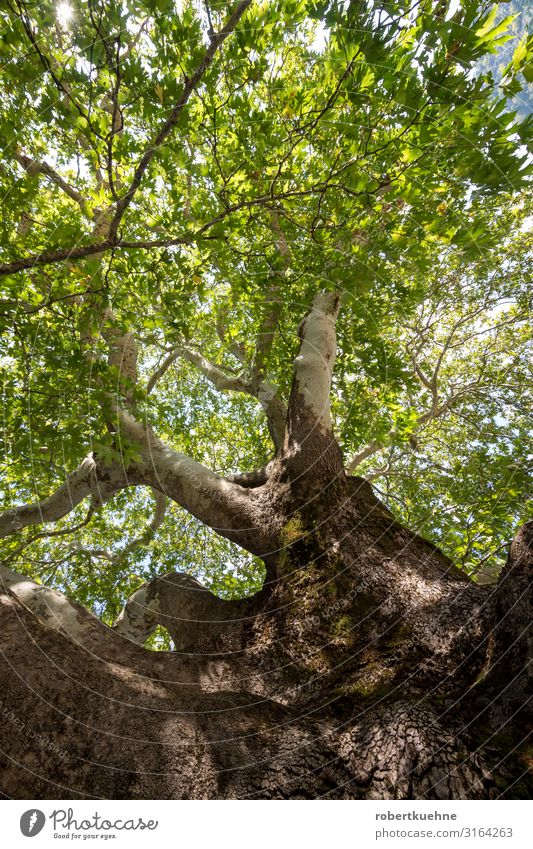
left=0, top=0, right=531, bottom=799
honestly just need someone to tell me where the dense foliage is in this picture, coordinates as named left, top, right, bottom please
left=0, top=0, right=531, bottom=644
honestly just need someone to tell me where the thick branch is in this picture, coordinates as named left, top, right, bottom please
left=0, top=454, right=125, bottom=539
left=113, top=571, right=255, bottom=649
left=1, top=419, right=268, bottom=556
left=287, top=290, right=341, bottom=444
left=0, top=562, right=102, bottom=644
left=482, top=520, right=533, bottom=702
left=101, top=309, right=139, bottom=406
left=178, top=346, right=251, bottom=393
left=0, top=240, right=115, bottom=276
left=224, top=463, right=273, bottom=488
left=115, top=411, right=272, bottom=555
left=14, top=151, right=91, bottom=217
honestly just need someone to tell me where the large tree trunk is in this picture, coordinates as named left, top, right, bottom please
left=1, top=292, right=530, bottom=799
left=0, top=470, right=530, bottom=799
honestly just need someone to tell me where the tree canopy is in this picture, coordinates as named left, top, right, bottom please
left=0, top=0, right=531, bottom=646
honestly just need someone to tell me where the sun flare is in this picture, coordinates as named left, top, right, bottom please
left=56, top=2, right=73, bottom=27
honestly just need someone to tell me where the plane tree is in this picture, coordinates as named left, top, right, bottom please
left=0, top=0, right=531, bottom=799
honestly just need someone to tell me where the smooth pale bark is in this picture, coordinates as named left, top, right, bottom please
left=289, top=290, right=341, bottom=443
left=255, top=381, right=286, bottom=449
left=0, top=563, right=103, bottom=645
left=0, top=418, right=271, bottom=558
left=111, top=581, right=162, bottom=645
left=115, top=409, right=272, bottom=555
left=103, top=319, right=138, bottom=406
left=0, top=455, right=124, bottom=539
left=0, top=288, right=344, bottom=558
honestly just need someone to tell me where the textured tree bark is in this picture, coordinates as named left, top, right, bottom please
left=0, top=292, right=530, bottom=799
left=0, top=477, right=530, bottom=799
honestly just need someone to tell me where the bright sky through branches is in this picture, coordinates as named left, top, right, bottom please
left=56, top=2, right=73, bottom=27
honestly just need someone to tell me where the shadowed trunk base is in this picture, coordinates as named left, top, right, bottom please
left=0, top=482, right=530, bottom=800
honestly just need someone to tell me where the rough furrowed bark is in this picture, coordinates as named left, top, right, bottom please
left=0, top=587, right=354, bottom=800
left=112, top=571, right=268, bottom=650
left=0, top=293, right=530, bottom=799
left=0, top=484, right=530, bottom=799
